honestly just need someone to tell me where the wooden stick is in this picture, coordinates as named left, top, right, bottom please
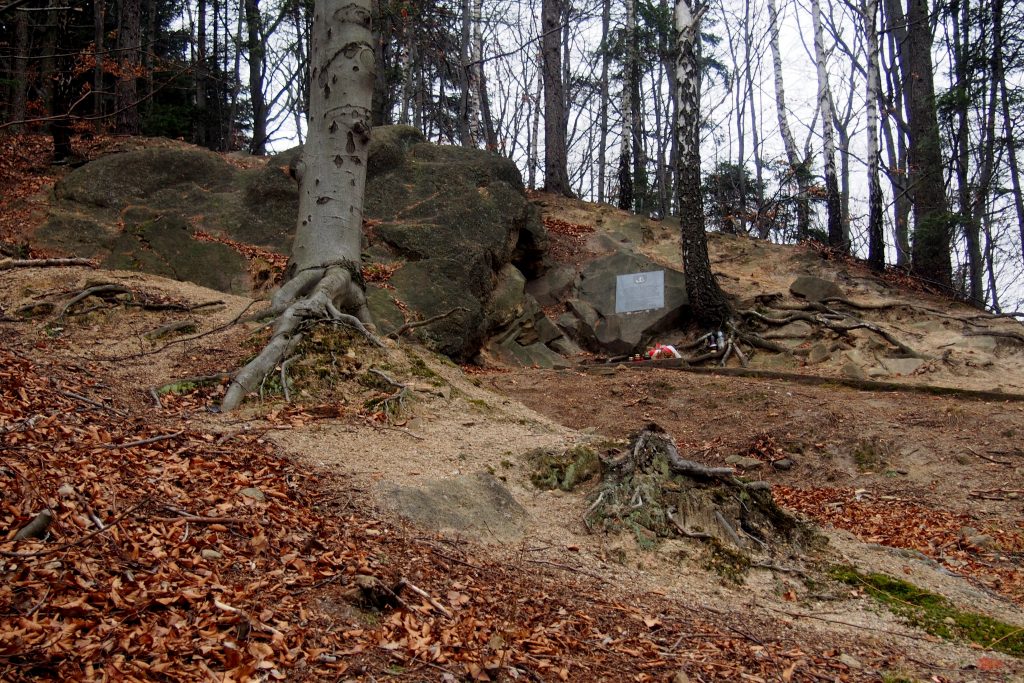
left=966, top=447, right=1011, bottom=466
left=58, top=389, right=128, bottom=417
left=395, top=577, right=452, bottom=618
left=387, top=306, right=469, bottom=338
left=105, top=431, right=184, bottom=449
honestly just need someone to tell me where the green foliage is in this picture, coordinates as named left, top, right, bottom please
left=831, top=567, right=1024, bottom=657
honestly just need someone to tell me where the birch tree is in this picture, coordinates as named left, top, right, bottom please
left=809, top=0, right=844, bottom=251
left=223, top=0, right=377, bottom=411
left=618, top=0, right=636, bottom=211
left=766, top=0, right=810, bottom=238
left=861, top=0, right=885, bottom=270
left=675, top=0, right=730, bottom=326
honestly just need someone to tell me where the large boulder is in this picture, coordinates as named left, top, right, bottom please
left=33, top=129, right=548, bottom=361
left=560, top=251, right=689, bottom=356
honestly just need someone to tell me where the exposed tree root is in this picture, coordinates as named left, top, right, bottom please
left=386, top=306, right=469, bottom=339
left=0, top=257, right=96, bottom=271
left=586, top=423, right=802, bottom=553
left=221, top=265, right=383, bottom=412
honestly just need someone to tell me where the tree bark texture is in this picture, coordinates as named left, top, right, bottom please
left=675, top=0, right=730, bottom=327
left=901, top=0, right=952, bottom=290
left=542, top=0, right=571, bottom=195
left=116, top=0, right=142, bottom=134
left=222, top=0, right=376, bottom=410
left=767, top=0, right=809, bottom=239
left=863, top=0, right=885, bottom=271
left=244, top=0, right=268, bottom=153
left=597, top=0, right=610, bottom=204
left=810, top=0, right=844, bottom=252
left=618, top=0, right=636, bottom=211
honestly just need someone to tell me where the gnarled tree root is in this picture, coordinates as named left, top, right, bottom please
left=221, top=265, right=382, bottom=412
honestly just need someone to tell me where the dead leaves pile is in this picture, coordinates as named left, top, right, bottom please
left=0, top=344, right=876, bottom=681
left=776, top=486, right=1024, bottom=603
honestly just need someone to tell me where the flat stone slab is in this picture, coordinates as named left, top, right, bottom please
left=790, top=275, right=843, bottom=302
left=384, top=472, right=528, bottom=541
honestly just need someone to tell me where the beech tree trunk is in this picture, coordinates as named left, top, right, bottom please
left=810, top=0, right=843, bottom=252
left=675, top=0, right=730, bottom=327
left=222, top=0, right=376, bottom=411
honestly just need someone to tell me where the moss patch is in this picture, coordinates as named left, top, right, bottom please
left=831, top=567, right=1024, bottom=657
left=530, top=445, right=603, bottom=491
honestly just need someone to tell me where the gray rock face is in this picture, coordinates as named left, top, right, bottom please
left=34, top=129, right=549, bottom=362
left=385, top=472, right=528, bottom=541
left=563, top=251, right=688, bottom=355
left=880, top=357, right=924, bottom=376
left=789, top=275, right=843, bottom=302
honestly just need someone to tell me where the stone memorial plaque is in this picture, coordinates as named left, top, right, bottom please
left=615, top=270, right=665, bottom=313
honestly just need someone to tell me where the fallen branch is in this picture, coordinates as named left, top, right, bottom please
left=58, top=388, right=128, bottom=417
left=0, top=257, right=96, bottom=271
left=965, top=447, right=1011, bottom=466
left=105, top=431, right=184, bottom=450
left=1, top=498, right=147, bottom=558
left=13, top=510, right=53, bottom=540
left=386, top=306, right=469, bottom=339
left=395, top=577, right=452, bottom=617
left=58, top=283, right=131, bottom=319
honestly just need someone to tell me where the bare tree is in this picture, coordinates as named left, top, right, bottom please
left=223, top=0, right=377, bottom=411
left=542, top=0, right=572, bottom=194
left=766, top=0, right=810, bottom=238
left=810, top=0, right=844, bottom=251
left=861, top=0, right=885, bottom=270
left=676, top=0, right=730, bottom=326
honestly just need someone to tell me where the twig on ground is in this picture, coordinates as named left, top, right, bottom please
left=1, top=498, right=148, bottom=558
left=105, top=431, right=184, bottom=450
left=966, top=447, right=1011, bottom=466
left=395, top=577, right=452, bottom=617
left=59, top=284, right=131, bottom=319
left=58, top=388, right=128, bottom=417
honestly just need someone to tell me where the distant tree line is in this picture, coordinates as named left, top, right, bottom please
left=1, top=0, right=1023, bottom=310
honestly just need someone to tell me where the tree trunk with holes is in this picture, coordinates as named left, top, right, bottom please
left=222, top=0, right=376, bottom=411
left=675, top=0, right=730, bottom=327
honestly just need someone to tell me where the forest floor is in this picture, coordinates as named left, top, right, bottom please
left=3, top=134, right=1024, bottom=682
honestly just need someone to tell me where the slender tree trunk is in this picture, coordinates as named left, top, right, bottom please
left=458, top=0, right=473, bottom=144
left=597, top=0, right=610, bottom=203
left=618, top=0, right=636, bottom=211
left=474, top=0, right=498, bottom=150
left=11, top=9, right=30, bottom=130
left=226, top=0, right=244, bottom=150
left=863, top=0, right=885, bottom=270
left=950, top=0, right=982, bottom=304
left=542, top=0, right=571, bottom=194
left=528, top=48, right=542, bottom=189
left=93, top=0, right=105, bottom=117
left=676, top=0, right=730, bottom=327
left=767, top=0, right=809, bottom=239
left=968, top=13, right=999, bottom=308
left=244, top=0, right=268, bottom=153
left=991, top=0, right=1024, bottom=268
left=900, top=0, right=952, bottom=289
left=810, top=0, right=843, bottom=251
left=195, top=0, right=208, bottom=146
left=116, top=0, right=143, bottom=134
left=881, top=0, right=911, bottom=265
